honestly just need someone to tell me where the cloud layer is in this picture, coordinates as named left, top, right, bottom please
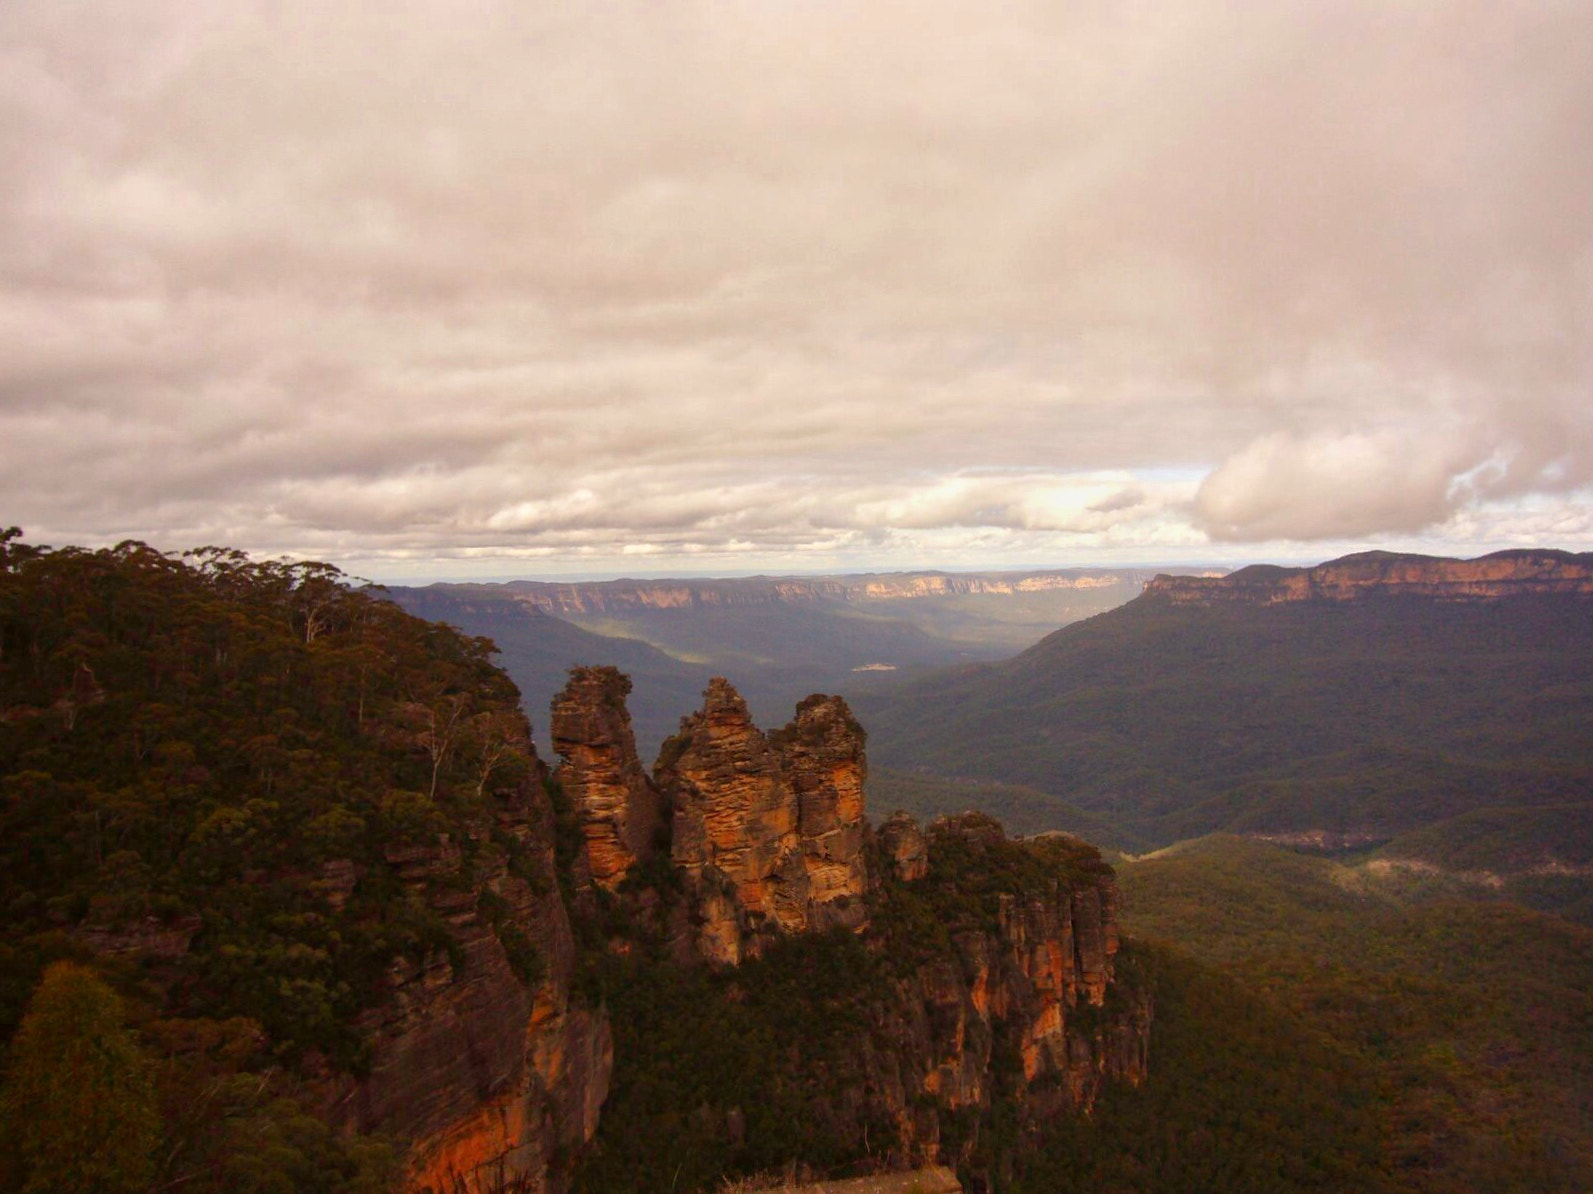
left=2, top=1, right=1590, bottom=576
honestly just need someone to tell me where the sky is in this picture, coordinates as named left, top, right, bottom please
left=3, top=1, right=1590, bottom=582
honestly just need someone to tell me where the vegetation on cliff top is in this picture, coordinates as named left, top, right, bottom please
left=0, top=529, right=547, bottom=1190
left=572, top=822, right=1132, bottom=1194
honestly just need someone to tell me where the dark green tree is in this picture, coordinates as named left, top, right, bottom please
left=0, top=961, right=159, bottom=1193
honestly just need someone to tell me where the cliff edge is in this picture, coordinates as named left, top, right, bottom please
left=1143, top=548, right=1593, bottom=605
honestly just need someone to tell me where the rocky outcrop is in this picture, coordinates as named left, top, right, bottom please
left=782, top=693, right=871, bottom=931
left=550, top=666, right=665, bottom=891
left=905, top=816, right=1147, bottom=1119
left=659, top=679, right=870, bottom=963
left=757, top=813, right=1152, bottom=1178
left=878, top=811, right=929, bottom=882
left=1144, top=549, right=1593, bottom=606
left=325, top=759, right=612, bottom=1194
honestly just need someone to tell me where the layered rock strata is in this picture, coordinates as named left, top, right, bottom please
left=550, top=666, right=666, bottom=891
left=333, top=761, right=613, bottom=1194
left=909, top=817, right=1145, bottom=1117
left=1144, top=548, right=1593, bottom=605
left=774, top=813, right=1151, bottom=1175
left=659, top=678, right=870, bottom=963
left=483, top=570, right=1136, bottom=615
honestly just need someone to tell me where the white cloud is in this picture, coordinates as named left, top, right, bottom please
left=1, top=0, right=1590, bottom=573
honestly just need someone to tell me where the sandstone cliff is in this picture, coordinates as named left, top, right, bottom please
left=487, top=569, right=1133, bottom=615
left=659, top=678, right=871, bottom=963
left=549, top=672, right=1149, bottom=1189
left=1143, top=548, right=1593, bottom=605
left=550, top=666, right=666, bottom=892
left=875, top=815, right=1148, bottom=1138
left=336, top=754, right=614, bottom=1194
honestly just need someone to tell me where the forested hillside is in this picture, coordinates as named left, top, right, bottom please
left=855, top=565, right=1593, bottom=850
left=1117, top=837, right=1593, bottom=1192
left=0, top=529, right=557, bottom=1190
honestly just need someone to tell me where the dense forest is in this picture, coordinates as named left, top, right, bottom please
left=1116, top=836, right=1593, bottom=1192
left=856, top=590, right=1593, bottom=853
left=0, top=529, right=540, bottom=1191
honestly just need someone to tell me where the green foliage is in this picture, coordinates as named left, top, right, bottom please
left=0, top=961, right=159, bottom=1193
left=1117, top=836, right=1593, bottom=1192
left=572, top=930, right=905, bottom=1194
left=1013, top=942, right=1399, bottom=1193
left=0, top=533, right=533, bottom=1063
left=857, top=595, right=1593, bottom=848
left=869, top=769, right=1152, bottom=852
left=576, top=827, right=1122, bottom=1193
left=1374, top=805, right=1593, bottom=925
left=0, top=532, right=554, bottom=1191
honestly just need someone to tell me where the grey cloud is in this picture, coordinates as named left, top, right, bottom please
left=2, top=1, right=1590, bottom=570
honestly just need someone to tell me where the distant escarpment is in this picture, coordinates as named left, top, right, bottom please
left=1144, top=548, right=1593, bottom=605
left=488, top=569, right=1132, bottom=615
left=857, top=546, right=1593, bottom=852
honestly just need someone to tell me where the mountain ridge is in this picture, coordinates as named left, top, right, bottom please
left=853, top=549, right=1593, bottom=849
left=1144, top=548, right=1593, bottom=605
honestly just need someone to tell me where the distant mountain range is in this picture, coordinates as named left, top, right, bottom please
left=852, top=550, right=1593, bottom=874
left=386, top=567, right=1200, bottom=754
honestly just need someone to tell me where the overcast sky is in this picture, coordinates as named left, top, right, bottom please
left=3, top=1, right=1590, bottom=580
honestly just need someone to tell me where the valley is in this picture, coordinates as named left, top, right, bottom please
left=387, top=567, right=1185, bottom=757
left=4, top=537, right=1592, bottom=1193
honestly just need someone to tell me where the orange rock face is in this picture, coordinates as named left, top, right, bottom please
left=1144, top=548, right=1593, bottom=605
left=782, top=694, right=870, bottom=930
left=660, top=679, right=870, bottom=962
left=313, top=752, right=613, bottom=1194
left=878, top=811, right=929, bottom=882
left=550, top=666, right=665, bottom=892
left=901, top=816, right=1148, bottom=1126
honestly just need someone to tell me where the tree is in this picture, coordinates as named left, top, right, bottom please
left=0, top=962, right=158, bottom=1193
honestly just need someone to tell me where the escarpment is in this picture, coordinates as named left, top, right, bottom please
left=1143, top=548, right=1593, bottom=605
left=353, top=764, right=614, bottom=1194
left=0, top=526, right=1149, bottom=1194
left=550, top=673, right=1151, bottom=1190
left=881, top=815, right=1149, bottom=1126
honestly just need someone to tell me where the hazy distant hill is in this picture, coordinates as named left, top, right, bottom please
left=385, top=586, right=713, bottom=753
left=388, top=567, right=1189, bottom=756
left=852, top=551, right=1593, bottom=851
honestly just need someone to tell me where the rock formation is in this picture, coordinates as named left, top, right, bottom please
left=878, top=810, right=929, bottom=882
left=1143, top=548, right=1593, bottom=605
left=903, top=816, right=1146, bottom=1120
left=550, top=666, right=665, bottom=892
left=659, top=678, right=870, bottom=963
left=331, top=759, right=613, bottom=1194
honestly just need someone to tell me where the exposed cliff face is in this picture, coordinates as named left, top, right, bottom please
left=550, top=666, right=665, bottom=892
left=383, top=675, right=1148, bottom=1192
left=490, top=570, right=1130, bottom=615
left=878, top=811, right=929, bottom=882
left=896, top=816, right=1148, bottom=1123
left=333, top=762, right=613, bottom=1194
left=782, top=693, right=871, bottom=931
left=659, top=678, right=870, bottom=963
left=1143, top=549, right=1593, bottom=605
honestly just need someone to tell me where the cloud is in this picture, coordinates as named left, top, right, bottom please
left=1, top=1, right=1590, bottom=573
